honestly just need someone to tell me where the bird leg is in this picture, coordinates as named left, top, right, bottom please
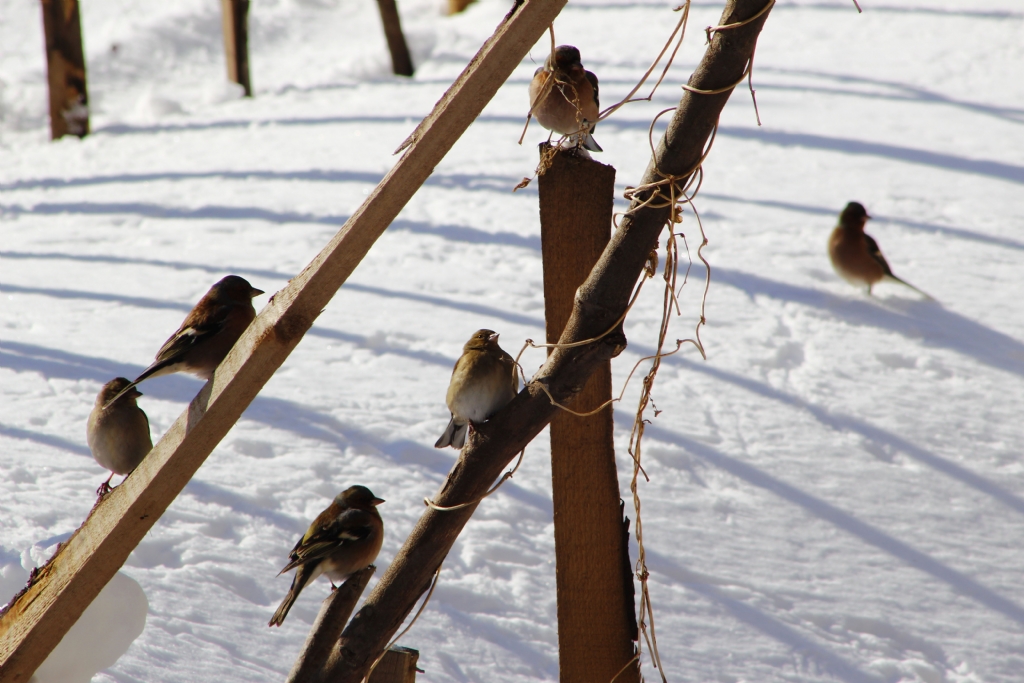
left=95, top=474, right=115, bottom=498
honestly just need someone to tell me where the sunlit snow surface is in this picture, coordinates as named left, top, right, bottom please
left=2, top=0, right=1023, bottom=681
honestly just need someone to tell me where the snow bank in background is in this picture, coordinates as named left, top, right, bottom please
left=29, top=572, right=148, bottom=683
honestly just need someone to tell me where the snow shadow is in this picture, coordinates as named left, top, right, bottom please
left=0, top=204, right=540, bottom=250
left=717, top=127, right=1024, bottom=185
left=755, top=66, right=1024, bottom=126
left=0, top=424, right=90, bottom=456
left=663, top=354, right=1024, bottom=519
left=0, top=284, right=460, bottom=368
left=644, top=549, right=887, bottom=683
left=632, top=417, right=1024, bottom=628
left=0, top=168, right=521, bottom=196
left=713, top=267, right=1024, bottom=378
left=699, top=193, right=1024, bottom=252
left=0, top=341, right=550, bottom=515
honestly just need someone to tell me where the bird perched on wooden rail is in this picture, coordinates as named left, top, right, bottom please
left=529, top=45, right=602, bottom=152
left=828, top=202, right=932, bottom=298
left=105, top=275, right=264, bottom=407
left=435, top=329, right=518, bottom=450
left=269, top=485, right=385, bottom=627
left=88, top=378, right=153, bottom=496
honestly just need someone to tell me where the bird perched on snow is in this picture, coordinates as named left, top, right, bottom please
left=269, top=485, right=385, bottom=627
left=105, top=275, right=264, bottom=406
left=87, top=378, right=153, bottom=495
left=529, top=45, right=602, bottom=152
left=435, top=329, right=517, bottom=450
left=828, top=202, right=931, bottom=298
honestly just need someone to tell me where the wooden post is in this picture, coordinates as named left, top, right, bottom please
left=368, top=647, right=419, bottom=683
left=40, top=0, right=89, bottom=139
left=0, top=0, right=570, bottom=680
left=538, top=146, right=639, bottom=683
left=286, top=567, right=375, bottom=683
left=375, top=0, right=414, bottom=77
left=220, top=0, right=252, bottom=96
left=447, top=0, right=475, bottom=15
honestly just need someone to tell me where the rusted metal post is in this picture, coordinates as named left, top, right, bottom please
left=375, top=0, right=414, bottom=77
left=220, top=0, right=252, bottom=96
left=538, top=145, right=639, bottom=683
left=40, top=0, right=89, bottom=139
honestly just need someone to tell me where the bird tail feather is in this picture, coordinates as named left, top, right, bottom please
left=102, top=360, right=177, bottom=409
left=582, top=131, right=602, bottom=152
left=885, top=274, right=934, bottom=301
left=268, top=570, right=309, bottom=627
left=451, top=423, right=469, bottom=450
left=435, top=416, right=457, bottom=449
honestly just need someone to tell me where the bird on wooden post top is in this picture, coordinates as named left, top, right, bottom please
left=828, top=202, right=932, bottom=298
left=269, top=485, right=385, bottom=627
left=105, top=275, right=264, bottom=406
left=529, top=45, right=602, bottom=153
left=435, top=329, right=518, bottom=450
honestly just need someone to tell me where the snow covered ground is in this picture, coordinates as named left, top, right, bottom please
left=2, top=0, right=1024, bottom=681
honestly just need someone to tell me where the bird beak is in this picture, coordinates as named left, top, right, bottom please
left=133, top=389, right=143, bottom=398
left=371, top=497, right=385, bottom=506
left=865, top=213, right=872, bottom=220
left=489, top=333, right=500, bottom=343
left=250, top=287, right=265, bottom=297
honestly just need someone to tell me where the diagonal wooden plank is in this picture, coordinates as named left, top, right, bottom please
left=0, top=0, right=566, bottom=679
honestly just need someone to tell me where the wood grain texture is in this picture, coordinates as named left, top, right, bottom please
left=324, top=2, right=773, bottom=680
left=367, top=647, right=419, bottom=683
left=0, top=0, right=568, bottom=679
left=538, top=147, right=639, bottom=683
left=286, top=566, right=374, bottom=683
left=40, top=0, right=89, bottom=139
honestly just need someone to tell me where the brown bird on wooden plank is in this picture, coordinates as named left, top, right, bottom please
left=269, top=485, right=385, bottom=627
left=529, top=45, right=602, bottom=152
left=105, top=275, right=264, bottom=407
left=87, top=377, right=153, bottom=495
left=435, top=329, right=517, bottom=450
left=828, top=202, right=932, bottom=298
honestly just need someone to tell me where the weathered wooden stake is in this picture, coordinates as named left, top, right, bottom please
left=538, top=146, right=639, bottom=683
left=375, top=0, right=414, bottom=77
left=286, top=567, right=375, bottom=683
left=367, top=647, right=419, bottom=683
left=447, top=0, right=475, bottom=15
left=221, top=0, right=252, bottom=96
left=40, top=0, right=89, bottom=139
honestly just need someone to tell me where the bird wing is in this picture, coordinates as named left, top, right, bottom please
left=585, top=70, right=600, bottom=111
left=281, top=508, right=376, bottom=573
left=863, top=233, right=895, bottom=277
left=152, top=301, right=236, bottom=365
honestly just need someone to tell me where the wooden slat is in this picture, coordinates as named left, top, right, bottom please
left=0, top=1, right=566, bottom=680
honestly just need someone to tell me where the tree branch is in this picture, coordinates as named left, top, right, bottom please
left=323, top=0, right=774, bottom=680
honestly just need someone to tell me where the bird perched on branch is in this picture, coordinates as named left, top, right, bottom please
left=529, top=45, right=602, bottom=152
left=88, top=378, right=153, bottom=496
left=828, top=202, right=932, bottom=298
left=435, top=329, right=517, bottom=450
left=105, top=275, right=264, bottom=406
left=269, top=485, right=385, bottom=627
